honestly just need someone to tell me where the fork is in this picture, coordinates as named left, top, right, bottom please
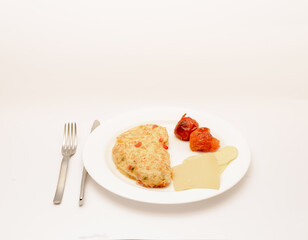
left=53, top=123, right=77, bottom=204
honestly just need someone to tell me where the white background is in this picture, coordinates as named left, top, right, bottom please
left=1, top=0, right=308, bottom=239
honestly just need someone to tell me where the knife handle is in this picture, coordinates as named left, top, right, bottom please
left=79, top=167, right=87, bottom=206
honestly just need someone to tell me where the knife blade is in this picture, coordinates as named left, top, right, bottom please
left=79, top=120, right=100, bottom=206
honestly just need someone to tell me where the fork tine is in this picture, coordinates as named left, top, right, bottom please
left=70, top=122, right=74, bottom=149
left=65, top=123, right=69, bottom=150
left=71, top=122, right=74, bottom=149
left=74, top=122, right=77, bottom=149
left=62, top=123, right=67, bottom=148
left=68, top=123, right=70, bottom=149
left=61, top=122, right=77, bottom=151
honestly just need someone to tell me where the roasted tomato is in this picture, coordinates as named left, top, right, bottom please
left=174, top=114, right=199, bottom=141
left=190, top=127, right=220, bottom=152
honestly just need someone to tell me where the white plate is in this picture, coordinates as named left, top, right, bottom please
left=83, top=107, right=251, bottom=204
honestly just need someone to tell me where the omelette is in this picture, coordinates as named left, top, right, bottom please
left=112, top=124, right=172, bottom=188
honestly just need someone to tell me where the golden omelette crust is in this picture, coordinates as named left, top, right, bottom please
left=112, top=124, right=172, bottom=188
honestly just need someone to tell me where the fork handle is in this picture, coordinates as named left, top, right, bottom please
left=53, top=157, right=70, bottom=204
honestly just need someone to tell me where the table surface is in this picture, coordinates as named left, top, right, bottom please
left=1, top=1, right=308, bottom=239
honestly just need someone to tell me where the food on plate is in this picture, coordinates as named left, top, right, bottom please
left=112, top=124, right=172, bottom=188
left=213, top=146, right=238, bottom=173
left=174, top=114, right=220, bottom=152
left=173, top=154, right=220, bottom=191
left=174, top=114, right=199, bottom=141
left=183, top=146, right=238, bottom=174
left=189, top=127, right=220, bottom=152
left=173, top=146, right=238, bottom=191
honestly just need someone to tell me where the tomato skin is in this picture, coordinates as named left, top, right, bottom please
left=190, top=127, right=220, bottom=152
left=162, top=143, right=169, bottom=150
left=174, top=114, right=199, bottom=141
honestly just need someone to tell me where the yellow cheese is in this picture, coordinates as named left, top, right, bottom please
left=218, top=163, right=229, bottom=174
left=182, top=146, right=238, bottom=174
left=172, top=146, right=238, bottom=191
left=173, top=154, right=220, bottom=191
left=215, top=146, right=238, bottom=173
left=214, top=146, right=238, bottom=165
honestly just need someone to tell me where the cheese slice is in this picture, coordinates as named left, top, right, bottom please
left=182, top=146, right=238, bottom=174
left=172, top=146, right=238, bottom=191
left=218, top=163, right=229, bottom=174
left=173, top=154, right=220, bottom=191
left=215, top=146, right=238, bottom=173
left=214, top=146, right=238, bottom=165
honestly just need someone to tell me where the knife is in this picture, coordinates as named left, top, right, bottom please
left=79, top=120, right=100, bottom=206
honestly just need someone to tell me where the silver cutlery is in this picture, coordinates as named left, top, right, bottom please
left=79, top=120, right=100, bottom=206
left=53, top=122, right=77, bottom=205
